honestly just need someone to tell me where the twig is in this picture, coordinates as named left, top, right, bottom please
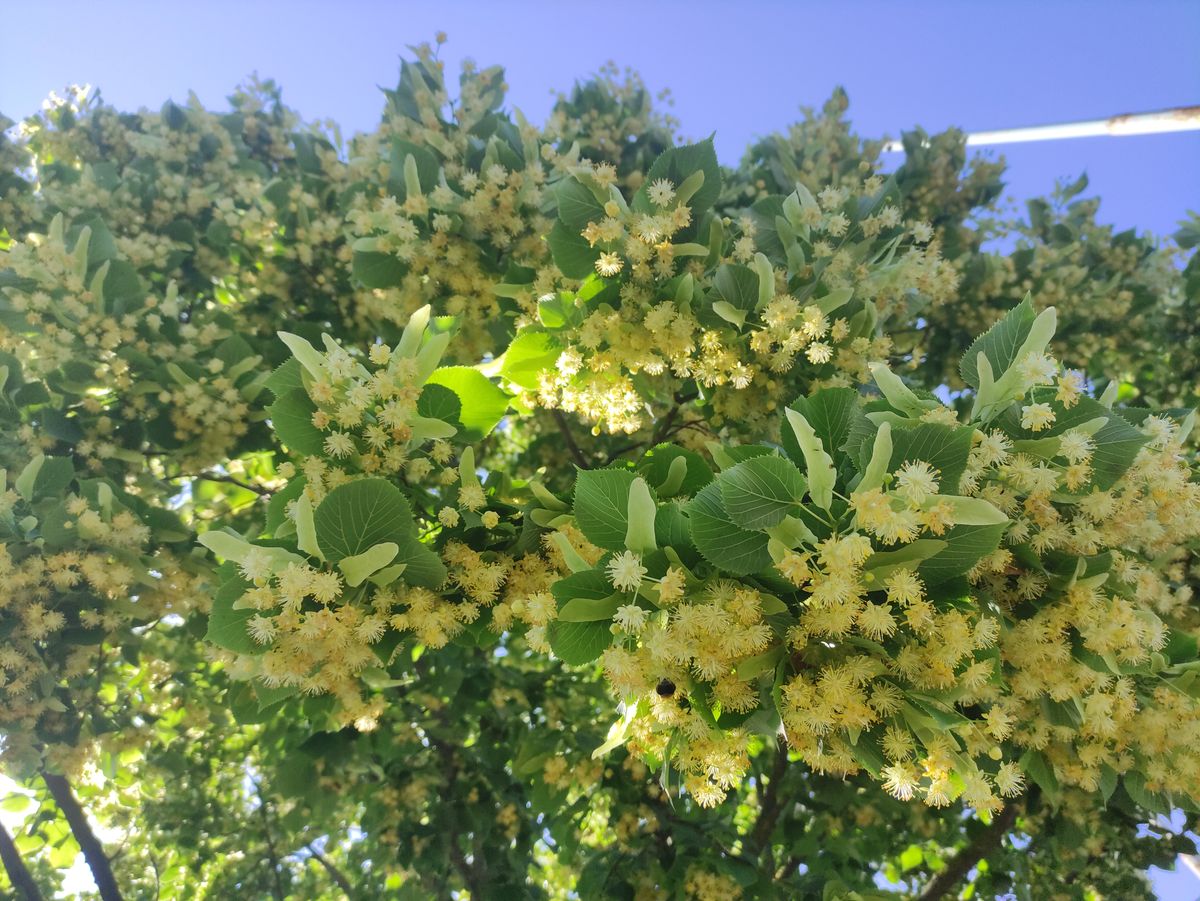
left=41, top=771, right=123, bottom=901
left=0, top=820, right=43, bottom=901
left=307, top=842, right=353, bottom=897
left=184, top=472, right=272, bottom=496
left=918, top=803, right=1019, bottom=900
left=551, top=410, right=590, bottom=469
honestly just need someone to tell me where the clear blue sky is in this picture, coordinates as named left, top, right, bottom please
left=2, top=0, right=1197, bottom=239
left=2, top=2, right=1199, bottom=898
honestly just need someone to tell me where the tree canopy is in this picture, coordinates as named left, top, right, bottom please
left=1, top=39, right=1198, bottom=900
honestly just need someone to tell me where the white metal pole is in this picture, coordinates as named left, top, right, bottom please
left=882, top=105, right=1200, bottom=152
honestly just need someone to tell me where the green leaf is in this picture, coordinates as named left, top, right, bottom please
left=1122, top=773, right=1169, bottom=815
left=637, top=444, right=712, bottom=498
left=206, top=566, right=265, bottom=655
left=268, top=389, right=326, bottom=456
left=642, top=137, right=721, bottom=217
left=265, top=358, right=305, bottom=399
left=416, top=383, right=463, bottom=426
left=266, top=477, right=306, bottom=535
left=573, top=468, right=636, bottom=551
left=31, top=456, right=75, bottom=500
left=889, top=423, right=975, bottom=494
left=782, top=387, right=860, bottom=469
left=500, top=332, right=561, bottom=390
left=718, top=454, right=805, bottom=530
left=1000, top=393, right=1146, bottom=490
left=918, top=523, right=1006, bottom=585
left=547, top=219, right=599, bottom=279
left=1019, top=749, right=1060, bottom=803
left=749, top=195, right=788, bottom=260
left=551, top=567, right=613, bottom=607
left=556, top=177, right=606, bottom=231
left=425, top=367, right=509, bottom=440
left=389, top=138, right=439, bottom=201
left=101, top=260, right=144, bottom=311
left=313, top=479, right=417, bottom=563
left=686, top=482, right=772, bottom=576
left=254, top=682, right=299, bottom=711
left=708, top=264, right=759, bottom=318
left=960, top=295, right=1036, bottom=389
left=654, top=501, right=691, bottom=548
left=352, top=250, right=406, bottom=289
left=899, top=844, right=924, bottom=873
left=391, top=532, right=447, bottom=588
left=733, top=645, right=784, bottom=680
left=547, top=620, right=613, bottom=665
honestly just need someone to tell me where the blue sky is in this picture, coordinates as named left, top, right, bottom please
left=2, top=0, right=1197, bottom=238
left=2, top=2, right=1199, bottom=898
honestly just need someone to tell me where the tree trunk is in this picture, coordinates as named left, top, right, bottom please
left=40, top=772, right=123, bottom=901
left=0, top=820, right=44, bottom=901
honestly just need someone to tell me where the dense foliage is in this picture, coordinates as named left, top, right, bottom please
left=1, top=40, right=1198, bottom=900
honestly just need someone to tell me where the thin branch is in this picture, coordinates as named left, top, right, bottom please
left=918, top=803, right=1019, bottom=900
left=307, top=842, right=353, bottom=898
left=750, top=738, right=790, bottom=855
left=0, top=819, right=44, bottom=901
left=183, top=472, right=272, bottom=496
left=251, top=781, right=286, bottom=901
left=648, top=402, right=681, bottom=449
left=551, top=410, right=589, bottom=469
left=41, top=771, right=123, bottom=901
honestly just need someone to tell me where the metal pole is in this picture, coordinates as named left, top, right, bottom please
left=882, top=105, right=1200, bottom=152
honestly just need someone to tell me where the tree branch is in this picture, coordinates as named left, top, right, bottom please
left=648, top=402, right=682, bottom=449
left=551, top=410, right=590, bottom=469
left=750, top=738, right=790, bottom=855
left=251, top=781, right=286, bottom=901
left=0, top=819, right=43, bottom=901
left=307, top=842, right=353, bottom=898
left=40, top=771, right=122, bottom=901
left=918, top=803, right=1019, bottom=900
left=429, top=734, right=486, bottom=897
left=183, top=472, right=272, bottom=496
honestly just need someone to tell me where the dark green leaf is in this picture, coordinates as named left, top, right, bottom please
left=783, top=387, right=860, bottom=469
left=573, top=468, right=636, bottom=551
left=268, top=389, right=326, bottom=456
left=888, top=423, right=975, bottom=494
left=547, top=219, right=599, bottom=279
left=960, top=295, right=1036, bottom=389
left=547, top=620, right=613, bottom=666
left=352, top=250, right=406, bottom=289
left=313, top=479, right=418, bottom=563
left=718, top=454, right=804, bottom=530
left=686, top=482, right=772, bottom=576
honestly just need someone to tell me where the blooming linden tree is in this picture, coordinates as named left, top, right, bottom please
left=1, top=39, right=1198, bottom=901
